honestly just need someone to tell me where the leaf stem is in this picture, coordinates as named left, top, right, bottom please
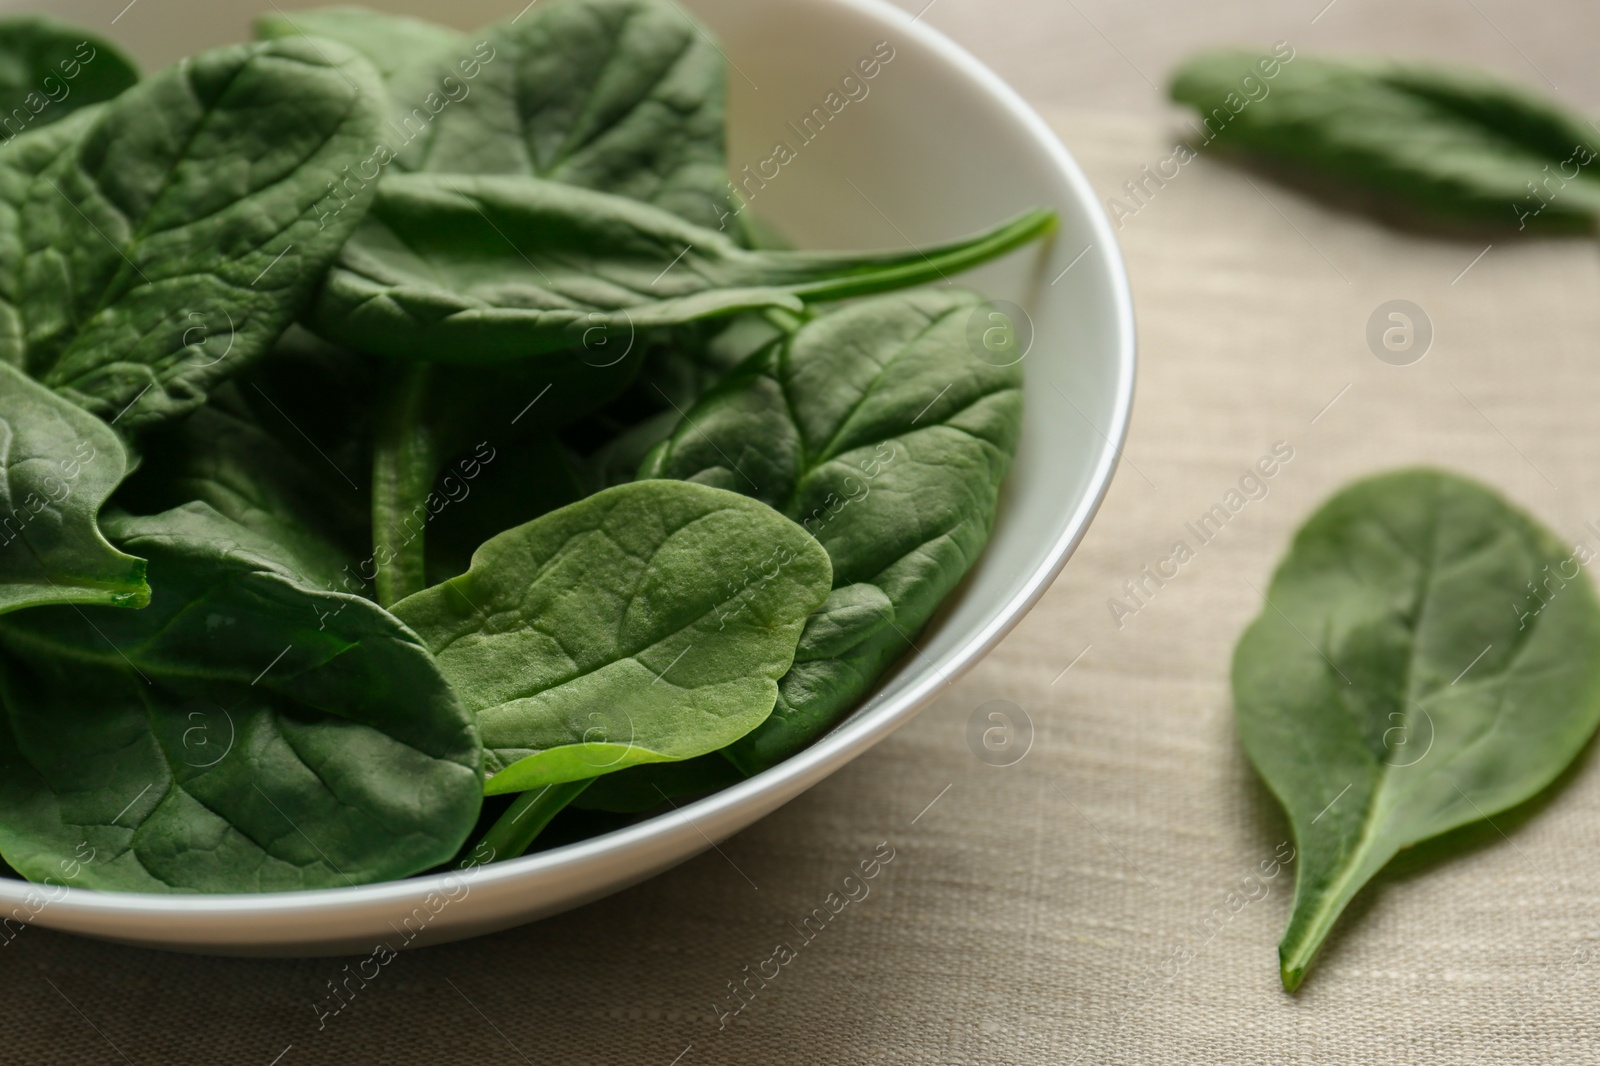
left=775, top=208, right=1059, bottom=304
left=760, top=306, right=807, bottom=334
left=476, top=779, right=594, bottom=862
left=371, top=363, right=439, bottom=607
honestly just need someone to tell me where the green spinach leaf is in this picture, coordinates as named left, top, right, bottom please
left=0, top=360, right=146, bottom=614
left=368, top=349, right=642, bottom=605
left=0, top=37, right=386, bottom=429
left=258, top=0, right=730, bottom=229
left=424, top=434, right=583, bottom=588
left=0, top=502, right=483, bottom=892
left=567, top=315, right=785, bottom=494
left=255, top=6, right=468, bottom=105
left=640, top=288, right=1023, bottom=772
left=417, top=0, right=730, bottom=229
left=391, top=479, right=832, bottom=794
left=308, top=172, right=1056, bottom=363
left=1170, top=50, right=1600, bottom=232
left=117, top=402, right=364, bottom=590
left=0, top=16, right=139, bottom=136
left=230, top=326, right=380, bottom=499
left=1233, top=469, right=1600, bottom=990
left=576, top=408, right=680, bottom=496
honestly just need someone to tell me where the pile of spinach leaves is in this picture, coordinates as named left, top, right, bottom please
left=0, top=5, right=1052, bottom=893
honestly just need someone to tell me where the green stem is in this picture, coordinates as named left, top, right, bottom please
left=371, top=364, right=440, bottom=608
left=760, top=305, right=807, bottom=334
left=772, top=208, right=1059, bottom=304
left=475, top=780, right=594, bottom=862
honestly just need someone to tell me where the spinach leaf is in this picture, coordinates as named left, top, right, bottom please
left=0, top=503, right=483, bottom=892
left=793, top=583, right=896, bottom=661
left=640, top=288, right=1023, bottom=772
left=258, top=0, right=730, bottom=229
left=1233, top=469, right=1600, bottom=991
left=254, top=7, right=467, bottom=104
left=567, top=315, right=784, bottom=493
left=1169, top=50, right=1600, bottom=232
left=308, top=172, right=1057, bottom=363
left=0, top=16, right=139, bottom=135
left=231, top=326, right=380, bottom=498
left=415, top=0, right=730, bottom=229
left=117, top=402, right=364, bottom=590
left=0, top=37, right=386, bottom=430
left=576, top=408, right=680, bottom=496
left=424, top=434, right=583, bottom=587
left=368, top=349, right=642, bottom=605
left=391, top=479, right=832, bottom=794
left=0, top=360, right=146, bottom=614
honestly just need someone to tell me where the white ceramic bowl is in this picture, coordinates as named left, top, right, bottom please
left=0, top=0, right=1134, bottom=954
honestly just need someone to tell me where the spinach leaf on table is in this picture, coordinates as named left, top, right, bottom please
left=0, top=16, right=139, bottom=133
left=1233, top=469, right=1600, bottom=991
left=0, top=502, right=483, bottom=892
left=307, top=172, right=1057, bottom=363
left=641, top=288, right=1024, bottom=772
left=391, top=479, right=833, bottom=795
left=0, top=37, right=386, bottom=430
left=1170, top=50, right=1600, bottom=232
left=0, top=361, right=147, bottom=614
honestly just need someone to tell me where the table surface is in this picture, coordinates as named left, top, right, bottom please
left=11, top=2, right=1600, bottom=1064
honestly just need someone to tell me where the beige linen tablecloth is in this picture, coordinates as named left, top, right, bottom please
left=10, top=99, right=1600, bottom=1066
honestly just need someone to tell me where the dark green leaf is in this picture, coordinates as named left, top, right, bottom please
left=229, top=326, right=381, bottom=499
left=259, top=0, right=732, bottom=230
left=793, top=583, right=895, bottom=662
left=567, top=315, right=785, bottom=494
left=425, top=0, right=728, bottom=226
left=424, top=434, right=584, bottom=587
left=1233, top=469, right=1600, bottom=990
left=0, top=503, right=483, bottom=892
left=1169, top=49, right=1600, bottom=232
left=0, top=360, right=146, bottom=614
left=307, top=172, right=1056, bottom=363
left=116, top=403, right=364, bottom=590
left=0, top=37, right=387, bottom=429
left=421, top=0, right=730, bottom=228
left=640, top=289, right=1024, bottom=772
left=0, top=16, right=139, bottom=135
left=575, top=408, right=680, bottom=496
left=391, top=479, right=833, bottom=794
left=367, top=351, right=643, bottom=605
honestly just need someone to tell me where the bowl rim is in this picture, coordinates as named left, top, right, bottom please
left=0, top=0, right=1136, bottom=927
